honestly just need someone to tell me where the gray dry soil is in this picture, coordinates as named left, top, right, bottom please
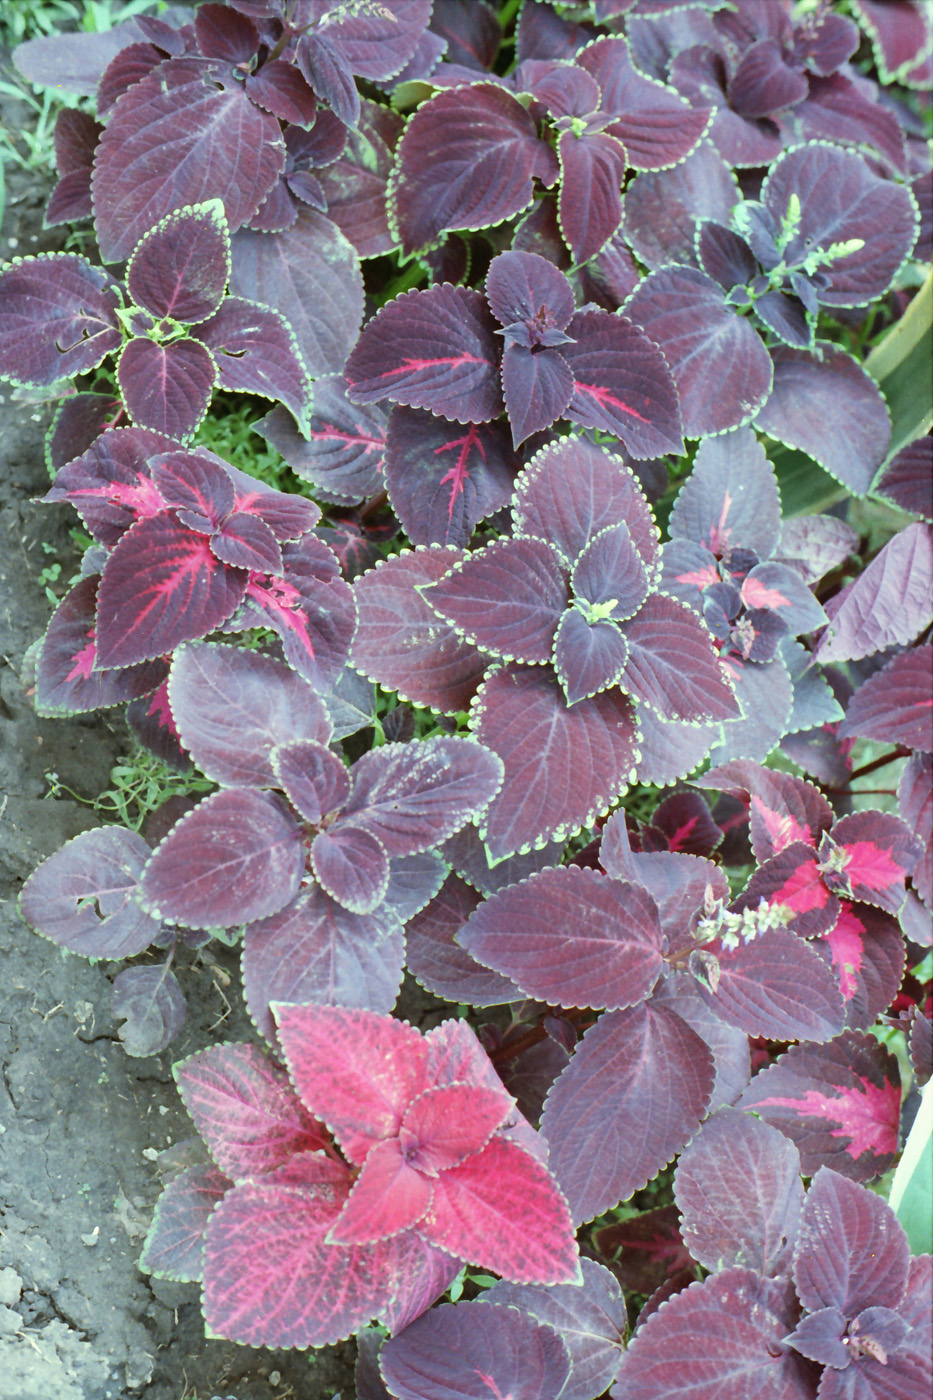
left=0, top=154, right=356, bottom=1399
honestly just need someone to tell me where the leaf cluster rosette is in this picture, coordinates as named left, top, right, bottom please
left=139, top=1008, right=580, bottom=1349
left=0, top=202, right=312, bottom=441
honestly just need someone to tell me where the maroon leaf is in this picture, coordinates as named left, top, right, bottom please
left=45, top=392, right=121, bottom=472
left=821, top=811, right=921, bottom=914
left=459, top=864, right=663, bottom=1010
left=174, top=1042, right=325, bottom=1185
left=168, top=642, right=331, bottom=788
left=594, top=1203, right=693, bottom=1299
left=140, top=788, right=303, bottom=929
left=210, top=512, right=282, bottom=574
left=229, top=206, right=363, bottom=377
left=35, top=574, right=167, bottom=717
left=623, top=139, right=741, bottom=271
left=819, top=901, right=906, bottom=1029
left=148, top=448, right=234, bottom=526
left=117, top=336, right=216, bottom=440
left=303, top=0, right=432, bottom=82
left=46, top=107, right=102, bottom=224
left=675, top=1108, right=804, bottom=1278
left=380, top=1300, right=572, bottom=1400
left=737, top=1032, right=901, bottom=1181
left=668, top=427, right=782, bottom=559
left=611, top=1268, right=816, bottom=1400
left=126, top=200, right=230, bottom=322
left=92, top=59, right=285, bottom=263
left=625, top=266, right=773, bottom=437
left=390, top=83, right=559, bottom=255
left=111, top=963, right=185, bottom=1055
left=405, top=874, right=523, bottom=1007
left=43, top=425, right=175, bottom=546
left=472, top=664, right=639, bottom=858
left=815, top=522, right=933, bottom=664
left=700, top=759, right=832, bottom=862
left=502, top=341, right=575, bottom=447
left=701, top=926, right=846, bottom=1043
left=245, top=59, right=317, bottom=127
left=345, top=284, right=503, bottom=424
left=314, top=98, right=403, bottom=259
left=900, top=753, right=932, bottom=905
left=553, top=607, right=631, bottom=706
left=841, top=646, right=933, bottom=752
left=192, top=297, right=311, bottom=428
left=311, top=826, right=389, bottom=915
left=541, top=1003, right=715, bottom=1223
left=557, top=128, right=628, bottom=267
left=351, top=548, right=488, bottom=714
left=139, top=1163, right=230, bottom=1283
left=255, top=377, right=386, bottom=504
left=244, top=889, right=404, bottom=1043
left=737, top=841, right=840, bottom=939
left=619, top=594, right=739, bottom=722
left=194, top=3, right=258, bottom=62
left=273, top=739, right=350, bottom=825
left=650, top=975, right=751, bottom=1113
left=19, top=826, right=161, bottom=959
left=875, top=435, right=933, bottom=520
left=385, top=408, right=520, bottom=548
left=793, top=1167, right=909, bottom=1315
left=95, top=513, right=246, bottom=667
left=295, top=31, right=358, bottom=127
left=0, top=253, right=120, bottom=386
left=562, top=310, right=684, bottom=459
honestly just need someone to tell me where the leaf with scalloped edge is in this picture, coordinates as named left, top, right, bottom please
left=126, top=200, right=230, bottom=323
left=139, top=1162, right=231, bottom=1283
left=117, top=336, right=216, bottom=441
left=819, top=900, right=906, bottom=1030
left=92, top=58, right=285, bottom=262
left=345, top=284, right=503, bottom=425
left=611, top=1267, right=816, bottom=1400
left=542, top=1002, right=714, bottom=1224
left=874, top=435, right=933, bottom=521
left=459, top=864, right=663, bottom=1011
left=668, top=428, right=782, bottom=559
left=553, top=607, right=630, bottom=706
left=311, top=826, right=390, bottom=915
left=700, top=759, right=833, bottom=862
left=795, top=1165, right=910, bottom=1317
left=384, top=408, right=520, bottom=548
left=42, top=425, right=175, bottom=545
left=0, top=252, right=120, bottom=386
left=389, top=83, right=559, bottom=256
left=139, top=787, right=303, bottom=930
left=737, top=1032, right=901, bottom=1182
left=174, top=1041, right=328, bottom=1180
left=625, top=266, right=773, bottom=438
left=735, top=841, right=839, bottom=938
left=243, top=889, right=405, bottom=1043
left=405, top=873, right=523, bottom=1007
left=619, top=594, right=739, bottom=722
left=623, top=139, right=742, bottom=271
left=35, top=574, right=167, bottom=717
left=313, top=99, right=402, bottom=259
left=675, top=1107, right=804, bottom=1278
left=841, top=646, right=933, bottom=753
left=19, top=826, right=161, bottom=959
left=351, top=548, right=488, bottom=714
left=472, top=663, right=639, bottom=859
left=816, top=522, right=933, bottom=664
left=557, top=128, right=628, bottom=268
left=192, top=297, right=311, bottom=428
left=380, top=1300, right=573, bottom=1400
left=255, top=377, right=386, bottom=504
left=820, top=811, right=921, bottom=914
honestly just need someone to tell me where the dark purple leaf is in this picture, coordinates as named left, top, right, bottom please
left=95, top=39, right=166, bottom=118
left=192, top=297, right=311, bottom=427
left=117, top=336, right=216, bottom=440
left=650, top=975, right=750, bottom=1112
left=794, top=1167, right=910, bottom=1315
left=45, top=393, right=121, bottom=472
left=405, top=873, right=523, bottom=1006
left=542, top=1002, right=714, bottom=1223
left=14, top=21, right=162, bottom=97
left=46, top=107, right=102, bottom=224
left=314, top=99, right=402, bottom=259
left=625, top=266, right=773, bottom=437
left=485, top=248, right=574, bottom=330
left=0, top=253, right=120, bottom=386
left=557, top=128, right=628, bottom=268
left=430, top=0, right=500, bottom=70
left=95, top=513, right=246, bottom=667
left=473, top=664, right=639, bottom=859
left=819, top=901, right=906, bottom=1030
left=126, top=679, right=189, bottom=770
left=755, top=343, right=891, bottom=495
left=229, top=205, right=363, bottom=377
left=875, top=435, right=933, bottom=520
left=611, top=1268, right=816, bottom=1400
left=709, top=654, right=795, bottom=766
left=390, top=82, right=559, bottom=255
left=244, top=889, right=404, bottom=1042
left=727, top=39, right=809, bottom=118
left=738, top=1033, right=901, bottom=1182
left=700, top=759, right=832, bottom=862
left=351, top=547, right=488, bottom=714
left=19, top=826, right=161, bottom=959
left=139, top=1162, right=231, bottom=1283
left=632, top=709, right=716, bottom=787
left=140, top=787, right=303, bottom=929
left=736, top=841, right=839, bottom=939
left=272, top=739, right=350, bottom=824
left=502, top=342, right=575, bottom=447
left=696, top=220, right=759, bottom=293
left=43, top=425, right=175, bottom=546
left=562, top=309, right=685, bottom=459
left=214, top=453, right=321, bottom=541
left=459, top=864, right=663, bottom=1011
left=148, top=448, right=234, bottom=526
left=340, top=737, right=504, bottom=859
left=168, top=642, right=331, bottom=788
left=35, top=574, right=167, bottom=717
left=572, top=520, right=651, bottom=622
left=112, top=963, right=186, bottom=1056
left=379, top=1300, right=572, bottom=1400
left=900, top=754, right=932, bottom=905
left=841, top=646, right=933, bottom=752
left=619, top=594, right=739, bottom=722
left=255, top=382, right=385, bottom=505
left=310, top=826, right=389, bottom=915
left=623, top=139, right=741, bottom=271
left=675, top=1108, right=804, bottom=1277
left=594, top=1204, right=693, bottom=1299
left=553, top=608, right=631, bottom=706
left=245, top=59, right=318, bottom=128
left=423, top=535, right=568, bottom=664
left=483, top=1260, right=626, bottom=1400
left=668, top=427, right=782, bottom=559
left=815, top=522, right=933, bottom=664
left=514, top=435, right=660, bottom=572
left=194, top=3, right=258, bottom=62
left=699, top=927, right=846, bottom=1043
left=762, top=144, right=918, bottom=306
left=126, top=200, right=230, bottom=323
left=303, top=0, right=432, bottom=83
left=670, top=46, right=785, bottom=169
left=210, top=512, right=282, bottom=574
left=345, top=284, right=503, bottom=424
left=577, top=37, right=712, bottom=171
left=295, top=30, right=359, bottom=128
left=382, top=851, right=447, bottom=924
left=385, top=408, right=519, bottom=548
left=92, top=59, right=285, bottom=263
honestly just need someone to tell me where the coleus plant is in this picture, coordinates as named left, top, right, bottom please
left=138, top=1007, right=580, bottom=1347
left=0, top=201, right=311, bottom=440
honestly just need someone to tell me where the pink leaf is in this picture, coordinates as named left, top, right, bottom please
left=329, top=1138, right=433, bottom=1244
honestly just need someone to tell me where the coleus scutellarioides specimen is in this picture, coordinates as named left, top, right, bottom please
left=353, top=433, right=738, bottom=859
left=0, top=202, right=311, bottom=440
left=138, top=1008, right=581, bottom=1348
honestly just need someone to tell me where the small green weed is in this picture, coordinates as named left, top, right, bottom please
left=45, top=746, right=215, bottom=831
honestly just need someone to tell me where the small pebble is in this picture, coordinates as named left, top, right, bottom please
left=0, top=1267, right=22, bottom=1308
left=0, top=1304, right=21, bottom=1334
